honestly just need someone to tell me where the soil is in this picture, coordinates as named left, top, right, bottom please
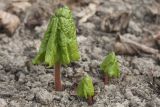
left=0, top=0, right=160, bottom=107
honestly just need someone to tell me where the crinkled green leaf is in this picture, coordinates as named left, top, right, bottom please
left=77, top=75, right=94, bottom=99
left=33, top=6, right=80, bottom=66
left=45, top=17, right=58, bottom=67
left=100, top=52, right=120, bottom=78
left=59, top=9, right=80, bottom=62
left=32, top=16, right=54, bottom=64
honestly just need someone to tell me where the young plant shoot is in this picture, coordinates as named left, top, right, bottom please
left=32, top=6, right=80, bottom=91
left=100, top=52, right=120, bottom=85
left=77, top=74, right=94, bottom=105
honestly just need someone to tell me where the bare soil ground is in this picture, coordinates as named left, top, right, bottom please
left=0, top=0, right=160, bottom=107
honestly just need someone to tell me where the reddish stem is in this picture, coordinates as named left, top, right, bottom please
left=55, top=63, right=63, bottom=91
left=87, top=96, right=93, bottom=105
left=104, top=74, right=109, bottom=85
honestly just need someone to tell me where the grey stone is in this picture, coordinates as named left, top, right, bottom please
left=35, top=88, right=52, bottom=105
left=0, top=65, right=3, bottom=70
left=93, top=103, right=105, bottom=107
left=25, top=93, right=35, bottom=101
left=0, top=98, right=7, bottom=107
left=18, top=72, right=26, bottom=83
left=53, top=95, right=61, bottom=101
left=39, top=74, right=53, bottom=84
left=0, top=75, right=8, bottom=82
left=128, top=20, right=142, bottom=35
left=77, top=36, right=87, bottom=44
left=64, top=68, right=74, bottom=77
left=9, top=100, right=20, bottom=107
left=115, top=103, right=125, bottom=107
left=83, top=63, right=90, bottom=72
left=81, top=22, right=95, bottom=29
left=154, top=97, right=160, bottom=107
left=64, top=81, right=72, bottom=87
left=31, top=81, right=42, bottom=88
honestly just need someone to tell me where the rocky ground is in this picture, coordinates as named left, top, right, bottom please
left=1, top=0, right=160, bottom=107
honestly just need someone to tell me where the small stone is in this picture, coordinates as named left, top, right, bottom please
left=115, top=103, right=125, bottom=107
left=90, top=60, right=99, bottom=69
left=65, top=68, right=74, bottom=77
left=31, top=81, right=41, bottom=88
left=91, top=47, right=102, bottom=59
left=61, top=96, right=69, bottom=104
left=35, top=88, right=52, bottom=105
left=122, top=100, right=129, bottom=107
left=83, top=64, right=90, bottom=72
left=95, top=85, right=101, bottom=93
left=25, top=93, right=34, bottom=101
left=30, top=102, right=41, bottom=107
left=128, top=20, right=142, bottom=35
left=81, top=22, right=95, bottom=29
left=53, top=95, right=61, bottom=101
left=18, top=72, right=26, bottom=83
left=125, top=88, right=133, bottom=99
left=93, top=104, right=105, bottom=107
left=80, top=102, right=88, bottom=107
left=53, top=91, right=69, bottom=103
left=77, top=36, right=87, bottom=43
left=154, top=97, right=160, bottom=106
left=0, top=98, right=7, bottom=107
left=0, top=65, right=3, bottom=70
left=39, top=74, right=53, bottom=84
left=102, top=36, right=110, bottom=42
left=64, top=81, right=72, bottom=87
left=0, top=74, right=8, bottom=82
left=9, top=100, right=20, bottom=107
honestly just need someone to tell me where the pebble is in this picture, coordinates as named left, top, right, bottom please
left=0, top=98, right=7, bottom=107
left=128, top=20, right=142, bottom=35
left=35, top=88, right=53, bottom=105
left=39, top=74, right=53, bottom=84
left=0, top=65, right=3, bottom=70
left=9, top=100, right=20, bottom=107
left=115, top=103, right=125, bottom=107
left=77, top=36, right=87, bottom=43
left=64, top=81, right=72, bottom=87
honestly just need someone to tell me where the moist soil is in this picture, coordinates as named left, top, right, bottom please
left=0, top=0, right=160, bottom=107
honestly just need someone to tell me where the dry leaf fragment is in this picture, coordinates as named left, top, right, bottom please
left=101, top=12, right=131, bottom=33
left=25, top=1, right=53, bottom=29
left=114, top=35, right=159, bottom=55
left=77, top=3, right=97, bottom=24
left=145, top=1, right=160, bottom=23
left=0, top=10, right=20, bottom=35
left=8, top=1, right=31, bottom=14
left=141, top=32, right=160, bottom=48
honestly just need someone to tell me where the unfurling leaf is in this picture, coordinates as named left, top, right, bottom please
left=100, top=52, right=120, bottom=78
left=77, top=75, right=94, bottom=99
left=32, top=6, right=80, bottom=67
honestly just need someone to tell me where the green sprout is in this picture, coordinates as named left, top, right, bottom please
left=100, top=52, right=120, bottom=85
left=77, top=74, right=94, bottom=105
left=33, top=6, right=80, bottom=91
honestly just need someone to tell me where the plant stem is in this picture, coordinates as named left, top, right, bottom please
left=87, top=96, right=93, bottom=105
left=55, top=63, right=63, bottom=91
left=104, top=74, right=109, bottom=85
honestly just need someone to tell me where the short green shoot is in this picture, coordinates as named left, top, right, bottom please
left=100, top=52, right=120, bottom=85
left=77, top=74, right=94, bottom=105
